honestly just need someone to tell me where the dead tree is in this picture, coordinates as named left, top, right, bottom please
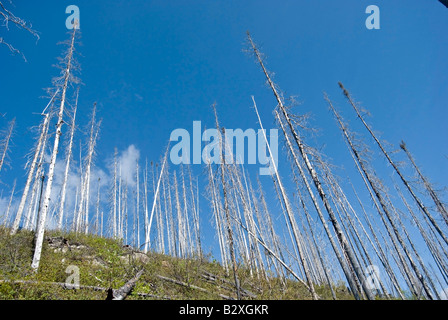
left=212, top=103, right=243, bottom=300
left=57, top=88, right=78, bottom=230
left=339, top=82, right=448, bottom=249
left=206, top=159, right=230, bottom=273
left=135, top=162, right=140, bottom=247
left=95, top=178, right=101, bottom=235
left=0, top=0, right=39, bottom=60
left=2, top=179, right=16, bottom=226
left=11, top=90, right=57, bottom=234
left=326, top=92, right=435, bottom=299
left=188, top=166, right=202, bottom=258
left=79, top=104, right=101, bottom=234
left=111, top=148, right=118, bottom=237
left=273, top=104, right=363, bottom=299
left=252, top=97, right=318, bottom=299
left=32, top=24, right=78, bottom=271
left=400, top=141, right=448, bottom=226
left=144, top=145, right=169, bottom=253
left=24, top=127, right=48, bottom=231
left=0, top=117, right=15, bottom=174
left=246, top=33, right=372, bottom=299
left=350, top=181, right=405, bottom=299
left=106, top=269, right=144, bottom=300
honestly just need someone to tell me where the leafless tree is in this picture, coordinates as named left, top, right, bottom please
left=339, top=82, right=448, bottom=248
left=400, top=141, right=448, bottom=226
left=32, top=24, right=78, bottom=271
left=326, top=91, right=435, bottom=299
left=0, top=0, right=39, bottom=60
left=0, top=117, right=15, bottom=174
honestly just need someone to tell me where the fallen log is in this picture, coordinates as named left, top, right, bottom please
left=156, top=274, right=234, bottom=300
left=200, top=271, right=257, bottom=299
left=107, top=269, right=144, bottom=300
left=0, top=276, right=171, bottom=300
left=0, top=279, right=106, bottom=291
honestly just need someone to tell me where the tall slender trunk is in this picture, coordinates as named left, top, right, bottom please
left=58, top=89, right=78, bottom=230
left=247, top=33, right=372, bottom=299
left=251, top=97, right=318, bottom=300
left=339, top=82, right=448, bottom=248
left=0, top=118, right=15, bottom=174
left=207, top=160, right=229, bottom=273
left=273, top=105, right=362, bottom=299
left=400, top=141, right=448, bottom=226
left=144, top=145, right=169, bottom=253
left=3, top=179, right=16, bottom=226
left=11, top=90, right=57, bottom=235
left=24, top=121, right=49, bottom=231
left=136, top=162, right=140, bottom=248
left=213, top=104, right=242, bottom=300
left=326, top=92, right=435, bottom=299
left=83, top=105, right=101, bottom=234
left=112, top=148, right=118, bottom=238
left=95, top=178, right=101, bottom=235
left=31, top=26, right=77, bottom=271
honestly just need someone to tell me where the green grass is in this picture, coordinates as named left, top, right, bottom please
left=0, top=226, right=354, bottom=300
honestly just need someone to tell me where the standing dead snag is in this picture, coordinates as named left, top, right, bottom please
left=83, top=104, right=102, bottom=234
left=252, top=97, right=318, bottom=300
left=274, top=106, right=363, bottom=299
left=246, top=32, right=373, bottom=300
left=31, top=24, right=78, bottom=271
left=339, top=82, right=448, bottom=249
left=206, top=159, right=230, bottom=274
left=144, top=144, right=170, bottom=253
left=0, top=117, right=15, bottom=174
left=58, top=88, right=78, bottom=230
left=0, top=0, right=39, bottom=60
left=326, top=92, right=436, bottom=300
left=213, top=103, right=242, bottom=300
left=11, top=90, right=57, bottom=235
left=400, top=141, right=448, bottom=227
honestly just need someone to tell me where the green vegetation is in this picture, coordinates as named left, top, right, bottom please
left=0, top=226, right=353, bottom=300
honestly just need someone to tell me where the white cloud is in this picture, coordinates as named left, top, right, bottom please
left=0, top=144, right=141, bottom=232
left=117, top=144, right=140, bottom=187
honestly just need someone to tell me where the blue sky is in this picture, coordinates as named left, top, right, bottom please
left=1, top=0, right=448, bottom=292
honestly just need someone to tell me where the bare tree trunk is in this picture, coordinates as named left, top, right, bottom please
left=339, top=82, right=448, bottom=248
left=31, top=25, right=77, bottom=271
left=326, top=92, right=435, bottom=299
left=83, top=105, right=101, bottom=234
left=0, top=117, right=15, bottom=174
left=144, top=145, right=169, bottom=253
left=213, top=104, right=243, bottom=300
left=3, top=179, right=16, bottom=226
left=173, top=172, right=184, bottom=257
left=58, top=89, right=78, bottom=230
left=251, top=97, right=318, bottom=300
left=188, top=167, right=202, bottom=258
left=24, top=121, right=49, bottom=231
left=206, top=160, right=230, bottom=273
left=247, top=33, right=373, bottom=299
left=11, top=90, right=57, bottom=235
left=400, top=141, right=448, bottom=226
left=273, top=105, right=363, bottom=298
left=112, top=148, right=118, bottom=238
left=95, top=178, right=101, bottom=235
left=135, top=162, right=140, bottom=247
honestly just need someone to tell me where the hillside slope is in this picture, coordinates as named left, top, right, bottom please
left=0, top=226, right=352, bottom=300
